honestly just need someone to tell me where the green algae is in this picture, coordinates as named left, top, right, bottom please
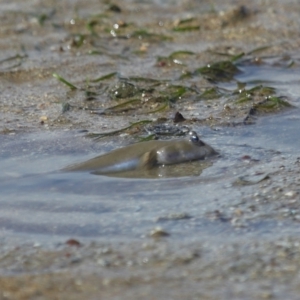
left=195, top=60, right=241, bottom=82
left=87, top=120, right=153, bottom=140
left=48, top=6, right=294, bottom=135
left=53, top=73, right=78, bottom=90
left=197, top=87, right=225, bottom=100
left=91, top=72, right=117, bottom=82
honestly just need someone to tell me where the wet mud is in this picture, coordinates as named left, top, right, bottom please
left=1, top=0, right=300, bottom=299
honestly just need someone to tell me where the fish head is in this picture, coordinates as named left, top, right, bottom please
left=156, top=131, right=216, bottom=165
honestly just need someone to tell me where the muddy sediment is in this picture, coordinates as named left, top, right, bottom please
left=1, top=0, right=300, bottom=299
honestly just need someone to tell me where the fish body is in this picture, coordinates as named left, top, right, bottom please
left=64, top=131, right=216, bottom=174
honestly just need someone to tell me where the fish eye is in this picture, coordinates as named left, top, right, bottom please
left=188, top=131, right=199, bottom=143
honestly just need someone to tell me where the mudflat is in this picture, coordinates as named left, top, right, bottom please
left=1, top=0, right=300, bottom=299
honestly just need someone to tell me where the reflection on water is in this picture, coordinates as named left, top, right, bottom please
left=90, top=160, right=213, bottom=179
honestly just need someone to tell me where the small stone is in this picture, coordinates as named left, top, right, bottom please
left=70, top=257, right=82, bottom=264
left=260, top=291, right=273, bottom=299
left=66, top=239, right=81, bottom=247
left=40, top=116, right=48, bottom=122
left=173, top=111, right=186, bottom=123
left=149, top=226, right=170, bottom=238
left=102, top=278, right=111, bottom=286
left=285, top=191, right=298, bottom=197
left=231, top=218, right=247, bottom=228
left=75, top=279, right=82, bottom=286
left=234, top=209, right=243, bottom=216
left=139, top=43, right=149, bottom=52
left=97, top=258, right=110, bottom=267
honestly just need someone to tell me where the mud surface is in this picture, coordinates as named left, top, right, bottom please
left=1, top=0, right=300, bottom=299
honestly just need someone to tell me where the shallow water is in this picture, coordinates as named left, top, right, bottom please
left=3, top=1, right=300, bottom=298
left=237, top=64, right=300, bottom=100
left=0, top=105, right=299, bottom=243
left=1, top=59, right=300, bottom=242
left=1, top=50, right=300, bottom=244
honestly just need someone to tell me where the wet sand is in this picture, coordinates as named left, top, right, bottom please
left=1, top=0, right=300, bottom=299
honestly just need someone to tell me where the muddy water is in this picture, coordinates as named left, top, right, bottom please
left=2, top=0, right=300, bottom=299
